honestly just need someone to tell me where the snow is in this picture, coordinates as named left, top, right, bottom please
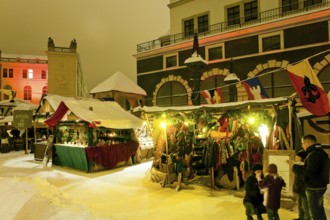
left=0, top=151, right=329, bottom=220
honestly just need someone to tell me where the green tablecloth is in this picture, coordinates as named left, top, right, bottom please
left=54, top=144, right=89, bottom=172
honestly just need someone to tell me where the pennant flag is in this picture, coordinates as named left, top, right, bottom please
left=200, top=88, right=223, bottom=104
left=242, top=77, right=269, bottom=100
left=287, top=59, right=330, bottom=116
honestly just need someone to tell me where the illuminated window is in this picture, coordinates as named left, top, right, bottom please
left=42, top=86, right=48, bottom=95
left=3, top=85, right=12, bottom=100
left=24, top=86, right=32, bottom=100
left=28, top=69, right=33, bottom=79
left=41, top=70, right=47, bottom=79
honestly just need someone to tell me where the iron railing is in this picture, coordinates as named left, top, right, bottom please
left=137, top=1, right=330, bottom=53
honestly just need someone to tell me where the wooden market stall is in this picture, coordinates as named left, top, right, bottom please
left=44, top=98, right=144, bottom=173
left=133, top=97, right=297, bottom=192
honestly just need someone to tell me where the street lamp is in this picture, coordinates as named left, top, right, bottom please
left=224, top=60, right=240, bottom=102
left=184, top=33, right=207, bottom=106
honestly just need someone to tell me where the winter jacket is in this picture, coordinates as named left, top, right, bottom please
left=258, top=174, right=286, bottom=211
left=292, top=163, right=305, bottom=194
left=243, top=173, right=264, bottom=207
left=304, top=144, right=329, bottom=189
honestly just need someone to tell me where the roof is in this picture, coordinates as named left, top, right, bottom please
left=133, top=97, right=290, bottom=113
left=45, top=99, right=144, bottom=129
left=90, top=71, right=147, bottom=96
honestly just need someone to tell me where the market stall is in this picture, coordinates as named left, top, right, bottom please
left=133, top=97, right=296, bottom=192
left=44, top=99, right=144, bottom=172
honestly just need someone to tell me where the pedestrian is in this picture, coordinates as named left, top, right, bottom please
left=243, top=163, right=266, bottom=220
left=287, top=150, right=311, bottom=220
left=256, top=163, right=286, bottom=220
left=302, top=134, right=329, bottom=220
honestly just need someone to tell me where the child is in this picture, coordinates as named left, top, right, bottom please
left=256, top=163, right=286, bottom=220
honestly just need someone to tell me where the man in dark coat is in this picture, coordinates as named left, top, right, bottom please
left=243, top=163, right=265, bottom=220
left=302, top=134, right=329, bottom=220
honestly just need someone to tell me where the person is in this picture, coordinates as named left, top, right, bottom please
left=287, top=150, right=311, bottom=220
left=302, top=134, right=329, bottom=220
left=243, top=163, right=266, bottom=220
left=257, top=163, right=286, bottom=220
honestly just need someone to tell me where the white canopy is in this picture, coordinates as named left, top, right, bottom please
left=90, top=71, right=146, bottom=96
left=45, top=99, right=144, bottom=129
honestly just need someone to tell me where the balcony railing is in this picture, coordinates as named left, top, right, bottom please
left=0, top=57, right=48, bottom=64
left=137, top=1, right=330, bottom=53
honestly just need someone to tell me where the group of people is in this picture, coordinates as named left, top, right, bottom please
left=243, top=134, right=329, bottom=220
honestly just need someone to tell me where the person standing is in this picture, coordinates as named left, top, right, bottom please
left=287, top=150, right=311, bottom=220
left=302, top=134, right=329, bottom=220
left=243, top=163, right=266, bottom=220
left=257, top=163, right=286, bottom=220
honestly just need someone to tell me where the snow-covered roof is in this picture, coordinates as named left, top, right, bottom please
left=45, top=99, right=144, bottom=129
left=133, top=97, right=289, bottom=113
left=90, top=71, right=146, bottom=96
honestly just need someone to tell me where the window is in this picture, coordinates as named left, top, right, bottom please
left=259, top=31, right=284, bottom=52
left=183, top=13, right=209, bottom=37
left=41, top=70, right=47, bottom=79
left=206, top=44, right=224, bottom=61
left=282, top=0, right=299, bottom=13
left=3, top=68, right=8, bottom=78
left=42, top=86, right=48, bottom=95
left=184, top=18, right=194, bottom=37
left=23, top=69, right=27, bottom=78
left=227, top=5, right=240, bottom=26
left=198, top=14, right=209, bottom=33
left=304, top=0, right=322, bottom=7
left=28, top=69, right=33, bottom=79
left=157, top=81, right=187, bottom=106
left=24, top=86, right=32, bottom=100
left=164, top=53, right=178, bottom=69
left=9, top=69, right=13, bottom=78
left=244, top=0, right=258, bottom=22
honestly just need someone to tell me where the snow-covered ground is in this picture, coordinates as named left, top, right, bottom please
left=0, top=151, right=329, bottom=220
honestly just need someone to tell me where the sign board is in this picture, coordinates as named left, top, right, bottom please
left=13, top=110, right=33, bottom=129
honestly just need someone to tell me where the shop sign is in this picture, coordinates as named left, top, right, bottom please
left=13, top=110, right=33, bottom=129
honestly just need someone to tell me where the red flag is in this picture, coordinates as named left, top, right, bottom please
left=200, top=88, right=223, bottom=104
left=287, top=59, right=330, bottom=116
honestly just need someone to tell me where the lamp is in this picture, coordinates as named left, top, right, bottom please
left=184, top=33, right=207, bottom=105
left=224, top=73, right=240, bottom=82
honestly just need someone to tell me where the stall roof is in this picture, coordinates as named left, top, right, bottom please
left=45, top=99, right=144, bottom=129
left=133, top=97, right=290, bottom=113
left=89, top=71, right=147, bottom=96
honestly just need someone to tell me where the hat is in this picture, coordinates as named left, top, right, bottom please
left=267, top=164, right=278, bottom=174
left=296, top=150, right=307, bottom=160
left=251, top=163, right=263, bottom=172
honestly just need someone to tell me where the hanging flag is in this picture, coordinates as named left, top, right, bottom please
left=200, top=88, right=223, bottom=104
left=287, top=59, right=330, bottom=116
left=242, top=77, right=269, bottom=100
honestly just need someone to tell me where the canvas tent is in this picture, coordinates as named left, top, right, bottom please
left=90, top=71, right=146, bottom=110
left=45, top=99, right=144, bottom=129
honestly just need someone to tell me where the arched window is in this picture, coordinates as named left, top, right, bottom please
left=157, top=81, right=187, bottom=107
left=42, top=86, right=48, bottom=95
left=24, top=86, right=32, bottom=100
left=3, top=85, right=12, bottom=100
left=200, top=75, right=229, bottom=103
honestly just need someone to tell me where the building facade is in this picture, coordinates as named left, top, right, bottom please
left=135, top=0, right=330, bottom=107
left=0, top=53, right=48, bottom=104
